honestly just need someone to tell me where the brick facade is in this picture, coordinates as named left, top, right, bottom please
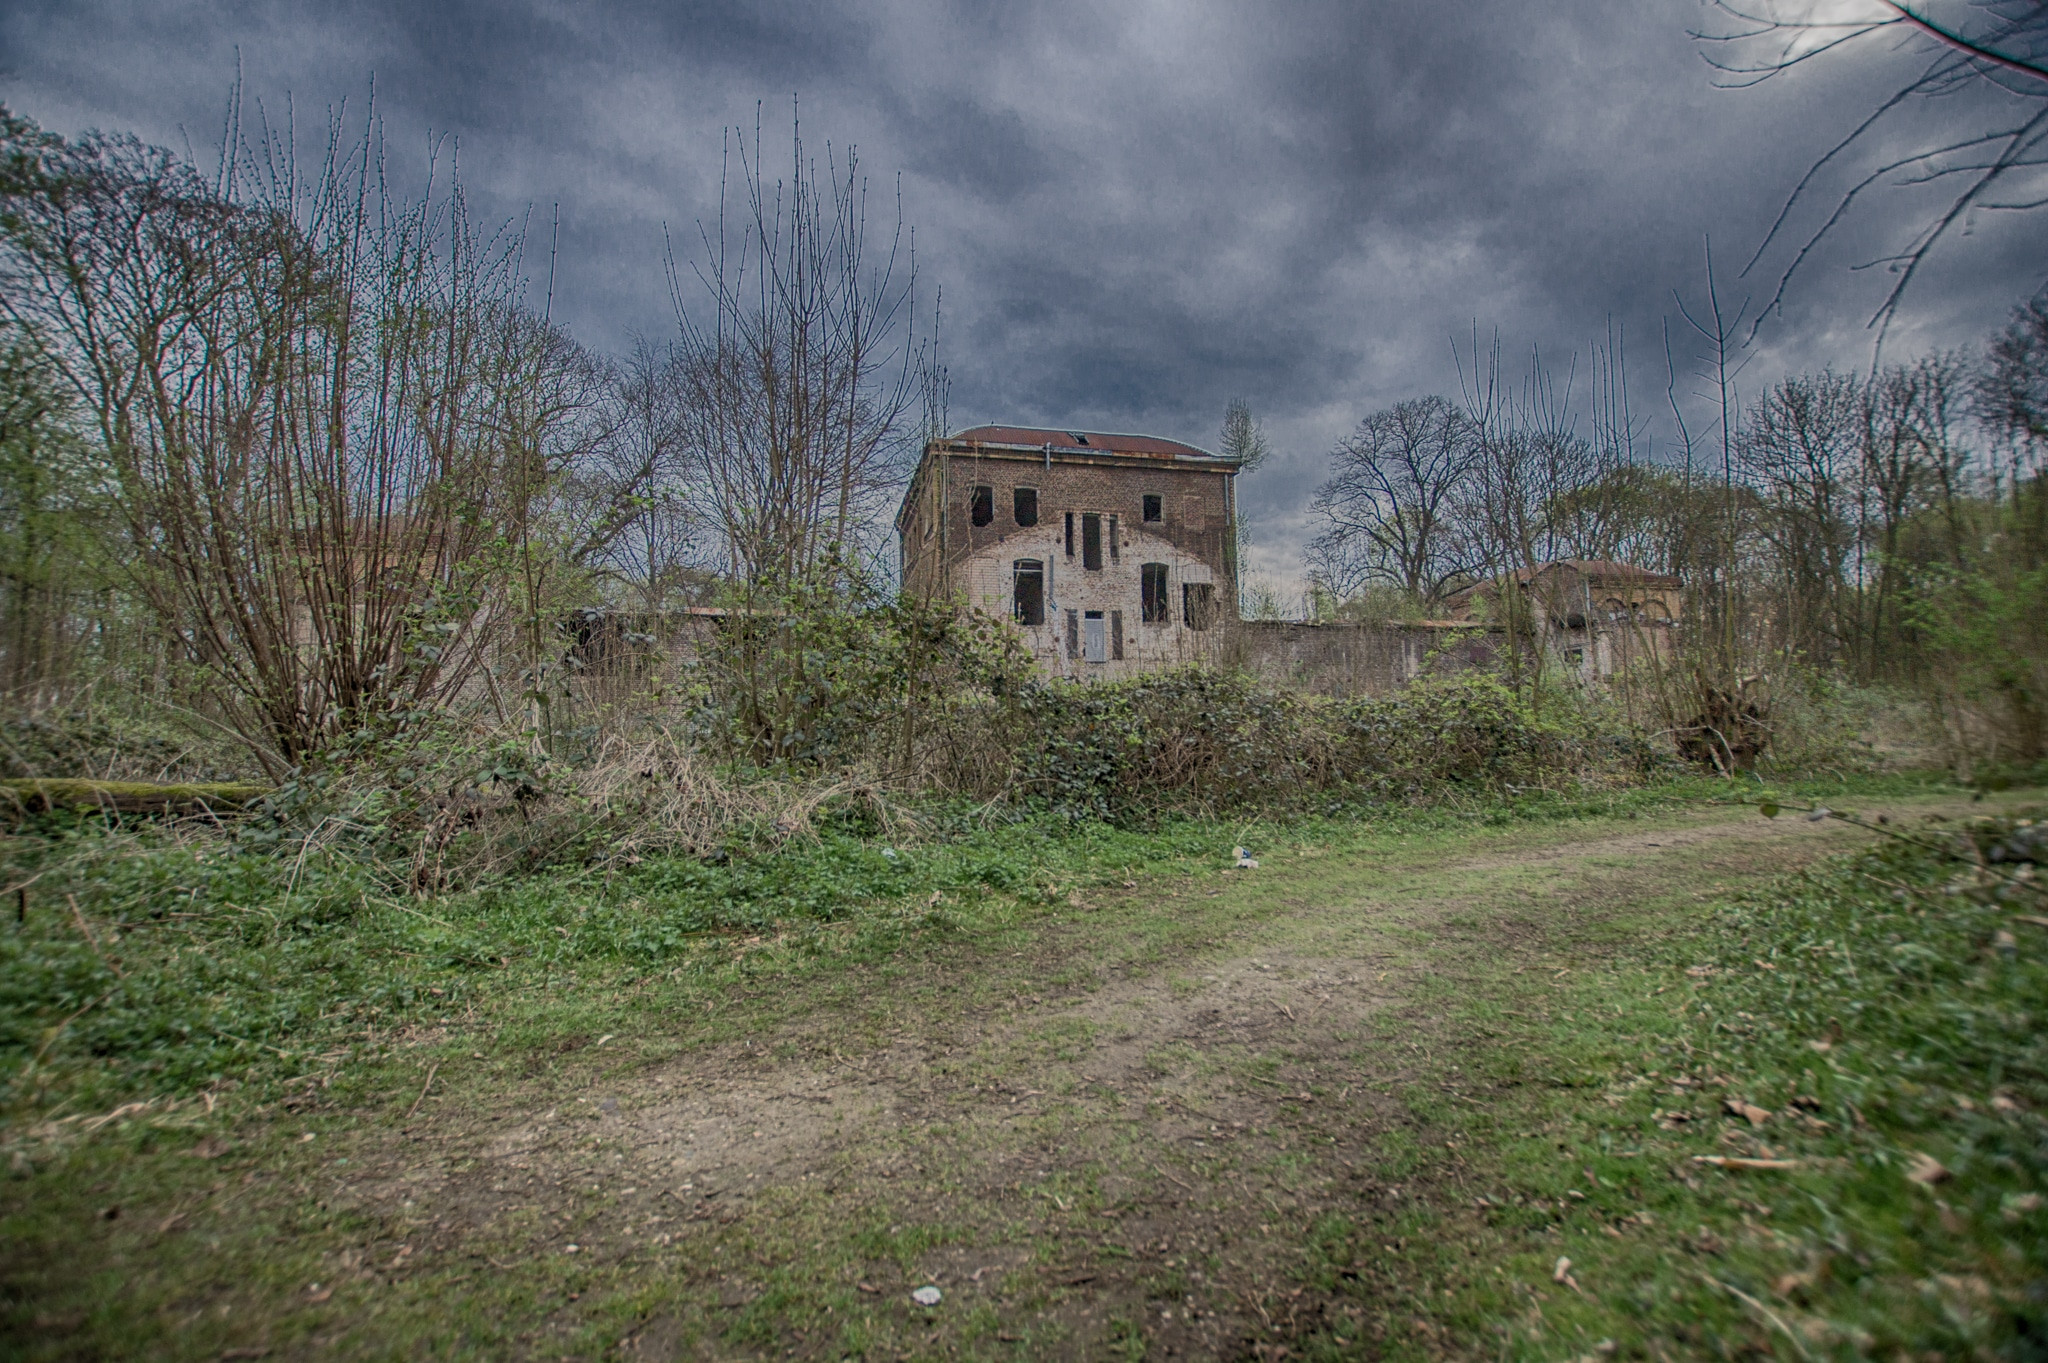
left=898, top=427, right=1241, bottom=680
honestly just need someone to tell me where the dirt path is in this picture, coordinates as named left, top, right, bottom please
left=312, top=802, right=1943, bottom=1360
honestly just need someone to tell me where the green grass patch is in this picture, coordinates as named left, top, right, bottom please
left=1301, top=805, right=2048, bottom=1359
left=1, top=770, right=1932, bottom=1120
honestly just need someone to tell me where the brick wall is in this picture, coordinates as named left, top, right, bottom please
left=899, top=443, right=1241, bottom=679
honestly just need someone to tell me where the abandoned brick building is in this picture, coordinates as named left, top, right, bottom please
left=897, top=426, right=1241, bottom=679
left=1442, top=558, right=1684, bottom=681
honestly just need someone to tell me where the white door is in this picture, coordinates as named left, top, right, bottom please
left=1083, top=611, right=1107, bottom=663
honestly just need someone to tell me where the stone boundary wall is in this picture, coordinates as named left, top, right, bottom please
left=1222, top=620, right=1504, bottom=697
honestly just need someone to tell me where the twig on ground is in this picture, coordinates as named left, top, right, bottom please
left=31, top=992, right=111, bottom=1067
left=1706, top=1274, right=1815, bottom=1362
left=67, top=894, right=122, bottom=976
left=407, top=1061, right=442, bottom=1120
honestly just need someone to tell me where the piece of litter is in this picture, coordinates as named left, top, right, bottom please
left=1233, top=846, right=1259, bottom=869
left=596, top=1035, right=614, bottom=1047
left=1552, top=1256, right=1571, bottom=1282
left=911, top=1285, right=942, bottom=1306
left=565, top=1243, right=580, bottom=1253
left=1691, top=1155, right=1800, bottom=1170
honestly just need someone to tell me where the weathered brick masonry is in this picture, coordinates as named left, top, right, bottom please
left=898, top=426, right=1240, bottom=680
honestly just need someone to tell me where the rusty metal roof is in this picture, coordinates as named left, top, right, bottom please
left=944, top=425, right=1223, bottom=461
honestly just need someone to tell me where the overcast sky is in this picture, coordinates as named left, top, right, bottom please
left=4, top=1, right=2042, bottom=600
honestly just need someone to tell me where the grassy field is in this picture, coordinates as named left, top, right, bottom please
left=2, top=776, right=2041, bottom=1359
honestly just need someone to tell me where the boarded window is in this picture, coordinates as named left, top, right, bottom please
left=1013, top=559, right=1045, bottom=626
left=1107, top=514, right=1119, bottom=563
left=1141, top=563, right=1169, bottom=623
left=1083, top=611, right=1107, bottom=663
left=1064, top=512, right=1075, bottom=558
left=1082, top=513, right=1102, bottom=570
left=1013, top=486, right=1038, bottom=527
left=1110, top=610, right=1124, bottom=660
left=1065, top=609, right=1079, bottom=657
left=1142, top=493, right=1162, bottom=523
left=1183, top=582, right=1216, bottom=631
left=970, top=484, right=993, bottom=527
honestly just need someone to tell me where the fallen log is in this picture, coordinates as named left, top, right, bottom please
left=0, top=779, right=271, bottom=817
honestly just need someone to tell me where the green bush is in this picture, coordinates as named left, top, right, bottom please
left=1335, top=671, right=1592, bottom=795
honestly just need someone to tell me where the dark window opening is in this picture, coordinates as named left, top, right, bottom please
left=1183, top=582, right=1216, bottom=631
left=1082, top=513, right=1103, bottom=571
left=1142, top=493, right=1162, bottom=523
left=1065, top=609, right=1079, bottom=657
left=1083, top=610, right=1107, bottom=663
left=1013, top=486, right=1038, bottom=527
left=1564, top=647, right=1585, bottom=669
left=1141, top=563, right=1170, bottom=623
left=1013, top=559, right=1045, bottom=626
left=1107, top=514, right=1119, bottom=563
left=969, top=484, right=993, bottom=527
left=1111, top=610, right=1124, bottom=660
left=1069, top=432, right=1090, bottom=445
left=1064, top=512, right=1075, bottom=558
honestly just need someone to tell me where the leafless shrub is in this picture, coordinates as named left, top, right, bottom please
left=1, top=99, right=599, bottom=774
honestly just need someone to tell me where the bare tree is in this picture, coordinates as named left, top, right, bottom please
left=1980, top=296, right=2048, bottom=450
left=1738, top=369, right=1865, bottom=665
left=556, top=339, right=700, bottom=610
left=667, top=110, right=931, bottom=591
left=1308, top=396, right=1480, bottom=603
left=1219, top=398, right=1271, bottom=472
left=0, top=101, right=582, bottom=772
left=1699, top=1, right=2048, bottom=344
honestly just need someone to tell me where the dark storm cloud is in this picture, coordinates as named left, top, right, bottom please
left=3, top=0, right=2041, bottom=593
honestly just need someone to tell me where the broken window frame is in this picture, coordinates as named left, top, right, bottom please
left=1064, top=512, right=1075, bottom=559
left=1107, top=514, right=1119, bottom=563
left=1142, top=493, right=1162, bottom=523
left=1110, top=610, right=1124, bottom=660
left=1140, top=563, right=1169, bottom=623
left=1013, top=486, right=1038, bottom=527
left=969, top=484, right=993, bottom=527
left=1183, top=582, right=1216, bottom=631
left=1081, top=513, right=1103, bottom=571
left=1012, top=559, right=1045, bottom=627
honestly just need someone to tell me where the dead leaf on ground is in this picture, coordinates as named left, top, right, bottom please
left=1723, top=1099, right=1772, bottom=1127
left=1905, top=1151, right=1951, bottom=1185
left=1773, top=1270, right=1814, bottom=1297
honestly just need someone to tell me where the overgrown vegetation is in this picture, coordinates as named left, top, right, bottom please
left=1299, top=805, right=2048, bottom=1359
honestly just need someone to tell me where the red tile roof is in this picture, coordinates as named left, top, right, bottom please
left=945, top=425, right=1220, bottom=461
